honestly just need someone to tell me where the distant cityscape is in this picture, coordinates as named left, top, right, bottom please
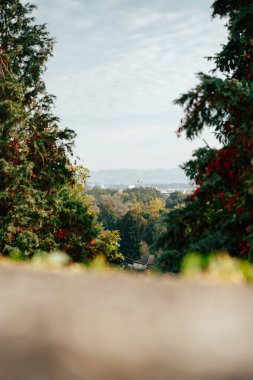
left=88, top=168, right=195, bottom=195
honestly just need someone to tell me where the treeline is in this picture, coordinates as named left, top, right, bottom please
left=87, top=187, right=185, bottom=261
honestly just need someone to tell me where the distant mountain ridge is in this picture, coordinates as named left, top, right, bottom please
left=89, top=168, right=188, bottom=185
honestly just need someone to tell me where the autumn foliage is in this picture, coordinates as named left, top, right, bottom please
left=155, top=0, right=253, bottom=272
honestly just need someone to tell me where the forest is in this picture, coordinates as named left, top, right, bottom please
left=0, top=0, right=253, bottom=278
left=87, top=186, right=185, bottom=263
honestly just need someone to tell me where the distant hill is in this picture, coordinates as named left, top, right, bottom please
left=89, top=168, right=188, bottom=185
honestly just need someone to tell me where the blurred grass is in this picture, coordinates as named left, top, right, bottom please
left=182, top=252, right=253, bottom=284
left=0, top=250, right=120, bottom=275
left=1, top=249, right=253, bottom=285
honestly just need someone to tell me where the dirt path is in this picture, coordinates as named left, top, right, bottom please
left=0, top=265, right=252, bottom=380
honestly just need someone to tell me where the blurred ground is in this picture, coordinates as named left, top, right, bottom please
left=0, top=265, right=253, bottom=380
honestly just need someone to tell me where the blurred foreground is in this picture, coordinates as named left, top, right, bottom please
left=0, top=263, right=253, bottom=380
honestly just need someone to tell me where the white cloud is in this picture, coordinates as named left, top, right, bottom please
left=31, top=0, right=227, bottom=170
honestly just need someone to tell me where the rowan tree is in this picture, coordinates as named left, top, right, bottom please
left=155, top=0, right=253, bottom=272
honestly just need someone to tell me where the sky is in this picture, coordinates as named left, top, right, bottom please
left=31, top=0, right=227, bottom=171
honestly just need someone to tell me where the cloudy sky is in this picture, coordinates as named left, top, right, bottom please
left=32, top=0, right=227, bottom=170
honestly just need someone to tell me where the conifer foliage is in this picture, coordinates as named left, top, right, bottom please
left=156, top=0, right=253, bottom=272
left=0, top=0, right=120, bottom=262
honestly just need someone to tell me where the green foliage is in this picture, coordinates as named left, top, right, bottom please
left=119, top=211, right=145, bottom=260
left=122, top=187, right=164, bottom=204
left=88, top=187, right=166, bottom=260
left=182, top=252, right=253, bottom=284
left=93, top=229, right=122, bottom=264
left=0, top=1, right=121, bottom=264
left=155, top=0, right=253, bottom=272
left=154, top=249, right=185, bottom=274
left=165, top=191, right=186, bottom=209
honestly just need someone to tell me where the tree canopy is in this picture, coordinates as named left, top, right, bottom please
left=0, top=0, right=121, bottom=263
left=88, top=186, right=167, bottom=260
left=155, top=0, right=253, bottom=272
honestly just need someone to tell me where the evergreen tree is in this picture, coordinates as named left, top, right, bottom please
left=155, top=0, right=253, bottom=272
left=119, top=211, right=145, bottom=260
left=0, top=0, right=121, bottom=263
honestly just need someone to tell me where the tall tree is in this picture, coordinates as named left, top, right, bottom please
left=119, top=211, right=146, bottom=260
left=0, top=0, right=121, bottom=263
left=155, top=0, right=253, bottom=272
